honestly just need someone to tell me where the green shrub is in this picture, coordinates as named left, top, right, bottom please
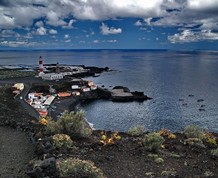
left=45, top=120, right=63, bottom=135
left=154, top=157, right=164, bottom=164
left=127, top=125, right=145, bottom=136
left=52, top=134, right=73, bottom=149
left=45, top=110, right=92, bottom=138
left=56, top=158, right=105, bottom=178
left=59, top=110, right=92, bottom=138
left=161, top=170, right=177, bottom=177
left=142, top=132, right=164, bottom=152
left=184, top=138, right=205, bottom=148
left=211, top=148, right=218, bottom=157
left=183, top=125, right=203, bottom=139
left=204, top=171, right=214, bottom=177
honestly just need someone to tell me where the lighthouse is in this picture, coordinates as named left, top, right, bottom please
left=38, top=56, right=44, bottom=77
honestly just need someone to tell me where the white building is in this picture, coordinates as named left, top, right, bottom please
left=82, top=87, right=91, bottom=92
left=71, top=85, right=80, bottom=90
left=43, top=95, right=55, bottom=106
left=28, top=93, right=37, bottom=100
left=42, top=73, right=64, bottom=80
left=91, top=85, right=97, bottom=90
left=87, top=81, right=94, bottom=86
left=72, top=91, right=81, bottom=96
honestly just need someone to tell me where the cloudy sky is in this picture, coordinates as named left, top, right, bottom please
left=0, top=0, right=218, bottom=50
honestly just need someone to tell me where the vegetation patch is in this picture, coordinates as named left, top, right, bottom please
left=127, top=125, right=145, bottom=136
left=161, top=170, right=177, bottom=177
left=0, top=69, right=35, bottom=79
left=211, top=148, right=218, bottom=158
left=154, top=157, right=164, bottom=164
left=56, top=158, right=105, bottom=178
left=142, top=132, right=165, bottom=152
left=52, top=134, right=73, bottom=149
left=45, top=110, right=92, bottom=138
left=183, top=125, right=204, bottom=139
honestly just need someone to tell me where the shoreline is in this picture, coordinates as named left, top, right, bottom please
left=0, top=64, right=151, bottom=122
left=0, top=84, right=218, bottom=177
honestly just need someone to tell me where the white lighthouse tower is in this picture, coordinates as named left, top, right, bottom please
left=38, top=56, right=44, bottom=77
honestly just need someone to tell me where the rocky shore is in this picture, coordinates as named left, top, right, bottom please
left=0, top=84, right=218, bottom=178
left=1, top=66, right=218, bottom=178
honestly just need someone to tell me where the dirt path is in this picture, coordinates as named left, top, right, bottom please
left=0, top=127, right=34, bottom=178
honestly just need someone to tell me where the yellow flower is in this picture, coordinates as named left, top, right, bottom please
left=168, top=133, right=176, bottom=139
left=101, top=135, right=107, bottom=140
left=39, top=118, right=48, bottom=125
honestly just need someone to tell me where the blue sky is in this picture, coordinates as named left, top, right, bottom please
left=0, top=0, right=218, bottom=50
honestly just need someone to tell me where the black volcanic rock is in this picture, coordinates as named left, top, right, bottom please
left=113, top=86, right=130, bottom=92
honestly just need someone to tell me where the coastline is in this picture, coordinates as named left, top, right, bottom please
left=1, top=65, right=218, bottom=178
left=0, top=81, right=218, bottom=177
left=0, top=64, right=151, bottom=122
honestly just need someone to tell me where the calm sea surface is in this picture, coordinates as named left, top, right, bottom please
left=1, top=50, right=218, bottom=132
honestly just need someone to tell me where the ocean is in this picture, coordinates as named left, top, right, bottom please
left=1, top=49, right=218, bottom=132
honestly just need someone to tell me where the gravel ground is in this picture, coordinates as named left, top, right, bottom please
left=0, top=127, right=34, bottom=178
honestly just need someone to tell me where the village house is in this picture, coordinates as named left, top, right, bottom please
left=42, top=73, right=64, bottom=80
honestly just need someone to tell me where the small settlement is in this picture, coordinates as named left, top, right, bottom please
left=11, top=56, right=150, bottom=121
left=12, top=56, right=98, bottom=119
left=25, top=80, right=97, bottom=118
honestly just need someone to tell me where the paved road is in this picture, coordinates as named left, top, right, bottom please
left=0, top=78, right=40, bottom=119
left=15, top=83, right=40, bottom=119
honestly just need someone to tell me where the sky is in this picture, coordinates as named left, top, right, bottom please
left=0, top=0, right=218, bottom=50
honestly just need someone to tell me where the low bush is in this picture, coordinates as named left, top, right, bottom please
left=45, top=110, right=92, bottom=138
left=183, top=125, right=203, bottom=139
left=127, top=125, right=145, bottom=136
left=161, top=170, right=177, bottom=177
left=154, top=157, right=164, bottom=164
left=202, top=132, right=217, bottom=147
left=52, top=134, right=73, bottom=149
left=45, top=120, right=63, bottom=135
left=159, top=129, right=176, bottom=139
left=56, top=158, right=105, bottom=178
left=211, top=148, right=218, bottom=157
left=184, top=138, right=205, bottom=148
left=142, top=132, right=164, bottom=152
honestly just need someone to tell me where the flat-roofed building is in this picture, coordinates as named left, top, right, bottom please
left=42, top=73, right=64, bottom=80
left=43, top=95, right=55, bottom=106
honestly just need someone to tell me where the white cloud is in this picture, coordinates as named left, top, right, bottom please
left=0, top=0, right=218, bottom=44
left=100, top=23, right=122, bottom=35
left=93, top=39, right=117, bottom=43
left=35, top=21, right=44, bottom=27
left=0, top=29, right=19, bottom=38
left=0, top=0, right=170, bottom=29
left=64, top=34, right=70, bottom=39
left=0, top=14, right=15, bottom=29
left=134, top=20, right=143, bottom=26
left=93, top=40, right=99, bottom=43
left=72, top=0, right=166, bottom=20
left=63, top=19, right=76, bottom=29
left=168, top=29, right=218, bottom=43
left=106, top=39, right=117, bottom=43
left=36, top=27, right=47, bottom=35
left=46, top=11, right=67, bottom=26
left=49, top=29, right=58, bottom=34
left=139, top=27, right=147, bottom=31
left=0, top=40, right=35, bottom=47
left=65, top=39, right=71, bottom=43
left=23, top=32, right=33, bottom=39
left=187, top=0, right=218, bottom=11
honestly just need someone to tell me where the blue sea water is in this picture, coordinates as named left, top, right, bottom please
left=0, top=50, right=218, bottom=132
